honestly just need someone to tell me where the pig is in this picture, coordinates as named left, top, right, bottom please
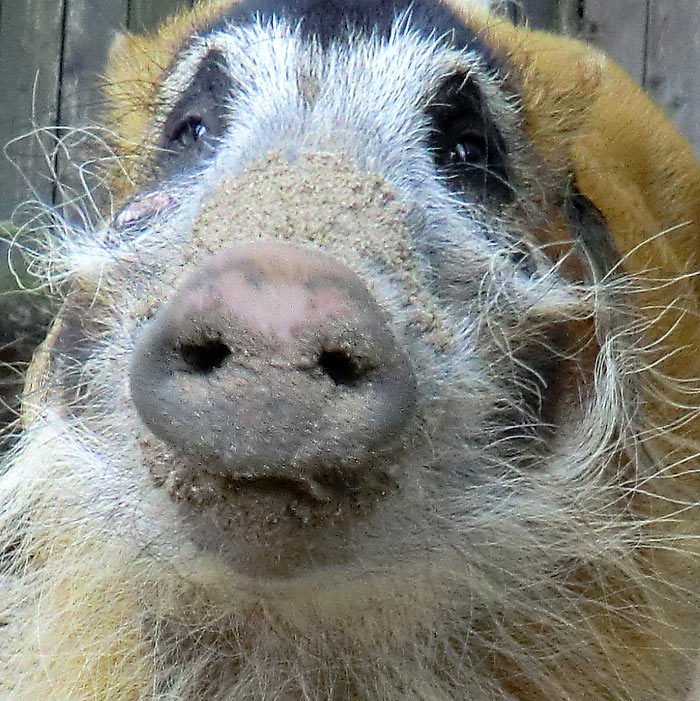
left=2, top=0, right=700, bottom=698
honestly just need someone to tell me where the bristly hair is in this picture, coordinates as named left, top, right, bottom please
left=3, top=0, right=700, bottom=699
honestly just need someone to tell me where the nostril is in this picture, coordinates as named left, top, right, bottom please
left=131, top=244, right=419, bottom=481
left=179, top=339, right=232, bottom=374
left=318, top=349, right=371, bottom=387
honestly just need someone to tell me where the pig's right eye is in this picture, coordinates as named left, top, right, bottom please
left=157, top=50, right=231, bottom=175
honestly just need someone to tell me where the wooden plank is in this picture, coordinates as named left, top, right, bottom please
left=57, top=0, right=129, bottom=214
left=645, top=0, right=700, bottom=156
left=509, top=1, right=581, bottom=33
left=0, top=0, right=65, bottom=221
left=128, top=0, right=192, bottom=33
left=554, top=0, right=583, bottom=34
left=582, top=0, right=648, bottom=84
left=519, top=0, right=557, bottom=28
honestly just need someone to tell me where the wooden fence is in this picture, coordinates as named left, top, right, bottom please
left=0, top=0, right=698, bottom=221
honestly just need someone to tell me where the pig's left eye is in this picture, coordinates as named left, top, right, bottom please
left=427, top=74, right=511, bottom=200
left=170, top=116, right=209, bottom=149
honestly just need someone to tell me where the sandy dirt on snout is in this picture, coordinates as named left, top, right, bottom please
left=183, top=151, right=453, bottom=351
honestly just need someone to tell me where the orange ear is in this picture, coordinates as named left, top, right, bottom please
left=571, top=55, right=700, bottom=410
left=572, top=57, right=700, bottom=295
left=462, top=12, right=700, bottom=439
left=102, top=30, right=157, bottom=193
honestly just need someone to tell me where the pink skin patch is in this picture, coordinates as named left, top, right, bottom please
left=114, top=192, right=176, bottom=229
left=181, top=243, right=353, bottom=346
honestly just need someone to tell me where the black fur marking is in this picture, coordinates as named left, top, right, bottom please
left=215, top=0, right=503, bottom=71
left=566, top=183, right=621, bottom=283
left=49, top=304, right=110, bottom=419
left=514, top=325, right=569, bottom=425
left=496, top=323, right=571, bottom=456
left=158, top=50, right=232, bottom=176
left=426, top=73, right=512, bottom=201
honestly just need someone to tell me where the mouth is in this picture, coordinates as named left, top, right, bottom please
left=141, top=444, right=397, bottom=578
left=160, top=456, right=390, bottom=507
left=167, top=468, right=336, bottom=505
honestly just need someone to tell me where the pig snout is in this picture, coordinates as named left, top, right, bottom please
left=129, top=242, right=417, bottom=494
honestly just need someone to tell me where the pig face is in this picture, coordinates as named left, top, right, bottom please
left=5, top=1, right=700, bottom=698
left=43, top=2, right=601, bottom=581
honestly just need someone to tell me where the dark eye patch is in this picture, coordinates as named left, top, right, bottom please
left=158, top=50, right=232, bottom=176
left=426, top=74, right=511, bottom=202
left=565, top=184, right=621, bottom=283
